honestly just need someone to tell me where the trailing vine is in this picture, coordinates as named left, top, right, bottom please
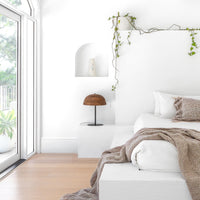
left=109, top=12, right=200, bottom=91
left=108, top=12, right=136, bottom=91
left=187, top=28, right=200, bottom=56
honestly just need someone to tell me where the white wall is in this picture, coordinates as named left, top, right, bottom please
left=41, top=0, right=200, bottom=152
left=116, top=31, right=200, bottom=124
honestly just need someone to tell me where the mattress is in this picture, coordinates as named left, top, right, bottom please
left=111, top=113, right=200, bottom=148
left=103, top=113, right=198, bottom=200
left=99, top=163, right=192, bottom=200
left=134, top=113, right=200, bottom=133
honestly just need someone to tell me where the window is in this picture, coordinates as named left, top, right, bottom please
left=6, top=0, right=31, bottom=15
left=0, top=10, right=19, bottom=171
left=0, top=0, right=39, bottom=172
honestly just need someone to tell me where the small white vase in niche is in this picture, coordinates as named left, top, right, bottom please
left=88, top=58, right=96, bottom=77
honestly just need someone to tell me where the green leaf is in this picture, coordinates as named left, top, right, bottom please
left=124, top=13, right=129, bottom=17
left=192, top=42, right=196, bottom=47
left=112, top=85, right=116, bottom=91
left=0, top=110, right=16, bottom=138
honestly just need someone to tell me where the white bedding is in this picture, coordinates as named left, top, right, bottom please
left=134, top=113, right=200, bottom=133
left=131, top=140, right=180, bottom=172
left=131, top=113, right=200, bottom=172
left=111, top=113, right=200, bottom=172
left=103, top=113, right=196, bottom=200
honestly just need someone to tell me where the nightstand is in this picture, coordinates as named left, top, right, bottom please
left=77, top=124, right=133, bottom=158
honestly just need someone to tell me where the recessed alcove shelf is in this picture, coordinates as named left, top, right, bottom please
left=75, top=43, right=108, bottom=77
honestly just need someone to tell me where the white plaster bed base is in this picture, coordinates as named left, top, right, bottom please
left=99, top=163, right=192, bottom=200
left=99, top=114, right=198, bottom=200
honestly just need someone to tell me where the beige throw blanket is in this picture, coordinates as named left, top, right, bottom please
left=61, top=128, right=200, bottom=200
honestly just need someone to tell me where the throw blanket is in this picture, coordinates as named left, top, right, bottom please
left=61, top=128, right=200, bottom=200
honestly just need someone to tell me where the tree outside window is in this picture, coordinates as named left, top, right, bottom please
left=0, top=13, right=17, bottom=110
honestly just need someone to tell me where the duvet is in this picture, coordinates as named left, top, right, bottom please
left=131, top=140, right=180, bottom=172
left=61, top=128, right=200, bottom=200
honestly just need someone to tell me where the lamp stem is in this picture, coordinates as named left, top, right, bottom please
left=94, top=105, right=96, bottom=125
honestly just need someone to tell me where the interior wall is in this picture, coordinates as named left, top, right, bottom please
left=41, top=0, right=200, bottom=152
left=116, top=31, right=200, bottom=124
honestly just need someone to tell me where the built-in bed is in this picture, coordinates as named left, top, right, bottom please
left=99, top=113, right=200, bottom=200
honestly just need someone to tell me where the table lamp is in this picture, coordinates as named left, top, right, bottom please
left=83, top=93, right=106, bottom=126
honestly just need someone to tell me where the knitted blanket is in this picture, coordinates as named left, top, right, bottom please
left=61, top=128, right=200, bottom=200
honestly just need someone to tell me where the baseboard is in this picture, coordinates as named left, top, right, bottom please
left=41, top=137, right=78, bottom=153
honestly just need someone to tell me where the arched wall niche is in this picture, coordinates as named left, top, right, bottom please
left=75, top=43, right=109, bottom=77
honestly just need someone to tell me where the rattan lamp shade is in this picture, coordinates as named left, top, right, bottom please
left=83, top=94, right=106, bottom=126
left=83, top=94, right=106, bottom=106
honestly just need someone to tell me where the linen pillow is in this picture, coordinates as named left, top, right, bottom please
left=174, top=97, right=200, bottom=121
left=154, top=91, right=200, bottom=118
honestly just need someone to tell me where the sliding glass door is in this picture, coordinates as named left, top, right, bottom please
left=0, top=5, right=20, bottom=172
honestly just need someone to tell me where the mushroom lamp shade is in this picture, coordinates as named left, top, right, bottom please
left=83, top=94, right=106, bottom=126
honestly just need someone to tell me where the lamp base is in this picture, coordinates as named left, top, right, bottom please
left=87, top=123, right=103, bottom=126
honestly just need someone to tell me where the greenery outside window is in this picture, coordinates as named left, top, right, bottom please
left=5, top=0, right=31, bottom=15
left=0, top=0, right=39, bottom=172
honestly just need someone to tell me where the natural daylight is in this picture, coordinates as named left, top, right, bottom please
left=0, top=0, right=200, bottom=200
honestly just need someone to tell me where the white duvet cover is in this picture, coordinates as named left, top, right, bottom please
left=131, top=113, right=200, bottom=172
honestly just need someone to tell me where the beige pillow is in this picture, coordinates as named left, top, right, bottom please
left=174, top=97, right=200, bottom=121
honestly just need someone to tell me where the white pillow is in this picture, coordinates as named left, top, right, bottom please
left=153, top=91, right=160, bottom=115
left=159, top=92, right=178, bottom=118
left=154, top=91, right=200, bottom=118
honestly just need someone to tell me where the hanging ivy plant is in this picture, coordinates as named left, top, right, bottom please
left=108, top=12, right=136, bottom=91
left=109, top=12, right=200, bottom=91
left=187, top=28, right=200, bottom=56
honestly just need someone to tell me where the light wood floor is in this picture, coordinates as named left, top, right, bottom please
left=0, top=154, right=99, bottom=200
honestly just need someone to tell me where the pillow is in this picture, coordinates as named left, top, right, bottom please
left=154, top=92, right=179, bottom=118
left=174, top=97, right=200, bottom=121
left=154, top=91, right=200, bottom=118
left=158, top=92, right=178, bottom=118
left=153, top=91, right=160, bottom=115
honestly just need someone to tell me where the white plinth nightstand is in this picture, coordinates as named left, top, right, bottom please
left=77, top=124, right=133, bottom=158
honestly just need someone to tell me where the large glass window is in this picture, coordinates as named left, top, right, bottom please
left=0, top=0, right=38, bottom=172
left=0, top=7, right=20, bottom=172
left=6, top=0, right=31, bottom=15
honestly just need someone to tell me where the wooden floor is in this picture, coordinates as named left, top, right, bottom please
left=0, top=154, right=99, bottom=200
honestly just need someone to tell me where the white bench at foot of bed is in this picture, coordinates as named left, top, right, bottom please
left=99, top=163, right=192, bottom=200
